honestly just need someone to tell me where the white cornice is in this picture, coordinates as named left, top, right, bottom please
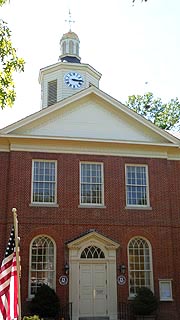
left=0, top=134, right=179, bottom=148
left=38, top=61, right=102, bottom=82
left=0, top=136, right=179, bottom=160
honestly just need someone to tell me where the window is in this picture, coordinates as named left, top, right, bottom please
left=76, top=43, right=79, bottom=56
left=32, top=160, right=57, bottom=204
left=48, top=80, right=57, bottom=106
left=159, top=280, right=173, bottom=301
left=62, top=41, right=66, bottom=54
left=80, top=162, right=104, bottom=205
left=29, top=236, right=55, bottom=297
left=125, top=165, right=149, bottom=207
left=128, top=237, right=153, bottom=297
left=81, top=246, right=105, bottom=259
left=69, top=40, right=74, bottom=54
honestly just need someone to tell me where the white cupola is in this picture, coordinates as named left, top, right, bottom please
left=59, top=30, right=81, bottom=64
left=38, top=12, right=102, bottom=109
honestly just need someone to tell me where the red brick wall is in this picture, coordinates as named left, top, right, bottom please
left=0, top=150, right=180, bottom=319
left=0, top=152, right=10, bottom=262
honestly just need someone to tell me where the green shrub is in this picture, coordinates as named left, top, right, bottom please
left=131, top=287, right=159, bottom=315
left=29, top=284, right=60, bottom=319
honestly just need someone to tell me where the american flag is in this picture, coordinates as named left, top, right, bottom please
left=0, top=227, right=19, bottom=320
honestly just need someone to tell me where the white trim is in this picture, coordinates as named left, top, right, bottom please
left=125, top=164, right=150, bottom=208
left=31, top=159, right=57, bottom=205
left=29, top=203, right=59, bottom=208
left=28, top=235, right=56, bottom=298
left=4, top=142, right=180, bottom=160
left=1, top=138, right=179, bottom=160
left=39, top=61, right=102, bottom=83
left=0, top=134, right=179, bottom=147
left=127, top=236, right=154, bottom=297
left=68, top=231, right=119, bottom=320
left=79, top=161, right=104, bottom=206
left=159, top=279, right=173, bottom=301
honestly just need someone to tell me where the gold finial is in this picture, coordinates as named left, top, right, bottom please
left=65, top=9, right=75, bottom=32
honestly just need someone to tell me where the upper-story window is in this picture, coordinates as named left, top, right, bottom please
left=48, top=79, right=57, bottom=107
left=32, top=160, right=57, bottom=204
left=128, top=237, right=153, bottom=297
left=29, top=235, right=56, bottom=297
left=80, top=162, right=104, bottom=206
left=125, top=164, right=149, bottom=207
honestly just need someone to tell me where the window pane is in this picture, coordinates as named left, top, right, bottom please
left=30, top=236, right=55, bottom=296
left=32, top=161, right=56, bottom=203
left=80, top=246, right=105, bottom=259
left=128, top=237, right=152, bottom=296
left=126, top=165, right=149, bottom=206
left=80, top=163, right=103, bottom=205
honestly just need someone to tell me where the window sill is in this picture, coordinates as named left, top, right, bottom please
left=26, top=297, right=32, bottom=302
left=127, top=296, right=134, bottom=301
left=78, top=205, right=106, bottom=209
left=160, top=299, right=173, bottom=302
left=125, top=206, right=152, bottom=210
left=29, top=203, right=59, bottom=208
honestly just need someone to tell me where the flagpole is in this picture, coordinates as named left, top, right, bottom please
left=12, top=208, right=21, bottom=320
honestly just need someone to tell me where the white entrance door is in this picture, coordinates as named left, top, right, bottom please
left=79, top=263, right=107, bottom=317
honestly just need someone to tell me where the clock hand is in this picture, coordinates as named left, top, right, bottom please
left=71, top=78, right=83, bottom=82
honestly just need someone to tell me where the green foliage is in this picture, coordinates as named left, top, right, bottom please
left=0, top=0, right=7, bottom=5
left=29, top=284, right=60, bottom=319
left=0, top=0, right=25, bottom=109
left=0, top=20, right=25, bottom=109
left=127, top=92, right=180, bottom=131
left=131, top=287, right=159, bottom=316
left=23, top=316, right=40, bottom=320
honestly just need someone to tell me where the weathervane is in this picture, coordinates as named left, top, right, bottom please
left=65, top=9, right=75, bottom=31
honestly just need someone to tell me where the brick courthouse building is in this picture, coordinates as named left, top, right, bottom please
left=0, top=28, right=180, bottom=320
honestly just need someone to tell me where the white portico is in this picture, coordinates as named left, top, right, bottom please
left=67, top=230, right=120, bottom=320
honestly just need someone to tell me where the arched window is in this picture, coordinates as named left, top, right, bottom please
left=29, top=236, right=55, bottom=297
left=62, top=41, right=66, bottom=54
left=81, top=246, right=105, bottom=259
left=76, top=43, right=79, bottom=56
left=128, top=237, right=153, bottom=297
left=69, top=40, right=74, bottom=54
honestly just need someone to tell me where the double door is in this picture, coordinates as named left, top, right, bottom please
left=79, top=263, right=107, bottom=317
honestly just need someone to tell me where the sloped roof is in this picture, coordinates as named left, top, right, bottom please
left=0, top=86, right=179, bottom=148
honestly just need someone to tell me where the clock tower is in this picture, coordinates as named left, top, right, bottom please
left=39, top=18, right=102, bottom=109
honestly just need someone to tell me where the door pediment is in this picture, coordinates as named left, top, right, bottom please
left=67, top=230, right=120, bottom=251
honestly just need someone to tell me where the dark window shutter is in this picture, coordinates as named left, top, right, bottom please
left=48, top=80, right=57, bottom=106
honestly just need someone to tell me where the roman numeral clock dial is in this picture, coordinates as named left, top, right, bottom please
left=64, top=72, right=84, bottom=89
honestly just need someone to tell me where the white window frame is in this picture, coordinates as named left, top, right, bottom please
left=128, top=236, right=154, bottom=297
left=125, top=164, right=150, bottom=208
left=28, top=235, right=56, bottom=298
left=159, top=280, right=173, bottom=301
left=80, top=162, right=104, bottom=206
left=31, top=160, right=57, bottom=205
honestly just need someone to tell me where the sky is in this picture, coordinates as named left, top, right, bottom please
left=0, top=0, right=180, bottom=129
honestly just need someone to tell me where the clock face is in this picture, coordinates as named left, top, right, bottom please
left=64, top=72, right=83, bottom=89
